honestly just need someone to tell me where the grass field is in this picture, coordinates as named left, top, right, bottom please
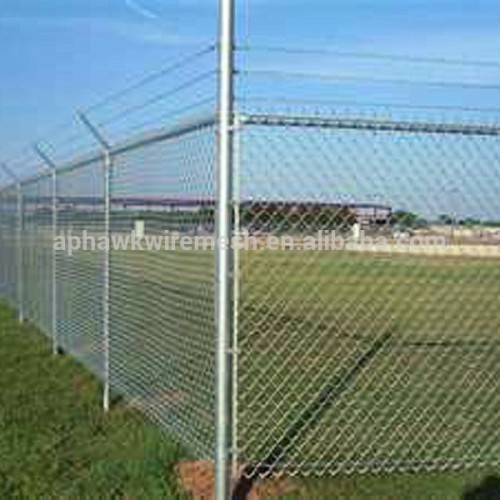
left=21, top=244, right=500, bottom=472
left=6, top=234, right=500, bottom=497
left=52, top=246, right=500, bottom=473
left=2, top=299, right=500, bottom=498
left=0, top=302, right=187, bottom=498
left=238, top=250, right=500, bottom=473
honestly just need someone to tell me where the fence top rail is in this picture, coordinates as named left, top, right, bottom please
left=20, top=169, right=52, bottom=188
left=4, top=114, right=217, bottom=189
left=240, top=113, right=500, bottom=137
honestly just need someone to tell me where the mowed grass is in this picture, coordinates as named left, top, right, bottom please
left=0, top=302, right=186, bottom=499
left=237, top=250, right=500, bottom=471
left=9, top=243, right=500, bottom=498
left=52, top=247, right=500, bottom=472
left=99, top=247, right=500, bottom=475
left=289, top=468, right=500, bottom=499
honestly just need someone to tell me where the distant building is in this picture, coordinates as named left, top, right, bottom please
left=29, top=196, right=392, bottom=234
left=240, top=200, right=392, bottom=233
left=352, top=203, right=392, bottom=226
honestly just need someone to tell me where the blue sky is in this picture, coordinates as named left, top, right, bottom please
left=1, top=0, right=500, bottom=219
left=2, top=0, right=500, bottom=155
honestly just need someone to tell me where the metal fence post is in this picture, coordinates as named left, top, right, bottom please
left=215, top=0, right=236, bottom=498
left=33, top=145, right=59, bottom=355
left=17, top=181, right=23, bottom=324
left=1, top=163, right=23, bottom=323
left=77, top=112, right=112, bottom=412
left=102, top=148, right=111, bottom=412
left=231, top=112, right=241, bottom=482
left=51, top=167, right=58, bottom=354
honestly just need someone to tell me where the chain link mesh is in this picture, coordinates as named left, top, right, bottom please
left=0, top=121, right=218, bottom=463
left=56, top=160, right=106, bottom=378
left=0, top=45, right=219, bottom=471
left=236, top=115, right=500, bottom=477
left=0, top=186, right=19, bottom=308
left=1, top=40, right=500, bottom=494
left=20, top=175, right=53, bottom=337
left=109, top=123, right=216, bottom=458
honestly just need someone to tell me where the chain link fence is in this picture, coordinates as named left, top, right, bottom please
left=1, top=39, right=500, bottom=498
left=235, top=114, right=500, bottom=479
left=21, top=174, right=54, bottom=339
left=56, top=159, right=106, bottom=376
left=0, top=186, right=19, bottom=308
left=109, top=120, right=216, bottom=458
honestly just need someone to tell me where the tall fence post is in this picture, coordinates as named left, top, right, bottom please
left=17, top=181, right=23, bottom=324
left=231, top=112, right=241, bottom=482
left=215, top=0, right=236, bottom=498
left=51, top=167, right=58, bottom=354
left=77, top=112, right=112, bottom=412
left=1, top=163, right=23, bottom=323
left=33, top=144, right=59, bottom=355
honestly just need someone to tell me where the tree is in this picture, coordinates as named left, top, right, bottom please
left=391, top=210, right=419, bottom=229
left=438, top=214, right=454, bottom=225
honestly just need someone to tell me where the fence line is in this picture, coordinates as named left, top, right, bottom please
left=2, top=12, right=500, bottom=499
left=2, top=108, right=500, bottom=488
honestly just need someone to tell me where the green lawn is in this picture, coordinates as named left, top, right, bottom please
left=1, top=297, right=499, bottom=499
left=6, top=242, right=500, bottom=498
left=20, top=232, right=500, bottom=474
left=290, top=469, right=500, bottom=499
left=0, top=302, right=186, bottom=499
left=238, top=251, right=500, bottom=473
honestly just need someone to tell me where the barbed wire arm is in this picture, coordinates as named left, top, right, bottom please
left=33, top=143, right=57, bottom=172
left=0, top=162, right=20, bottom=183
left=77, top=111, right=111, bottom=152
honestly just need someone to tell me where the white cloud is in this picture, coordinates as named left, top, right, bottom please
left=124, top=0, right=159, bottom=21
left=0, top=15, right=207, bottom=47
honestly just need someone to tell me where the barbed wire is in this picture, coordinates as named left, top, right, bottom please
left=4, top=41, right=500, bottom=186
left=96, top=70, right=216, bottom=129
left=238, top=45, right=500, bottom=69
left=237, top=69, right=500, bottom=91
left=238, top=96, right=500, bottom=115
left=85, top=44, right=216, bottom=114
left=1, top=45, right=217, bottom=181
left=101, top=95, right=216, bottom=143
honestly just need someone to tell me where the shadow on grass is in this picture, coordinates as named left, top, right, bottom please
left=231, top=332, right=393, bottom=500
left=463, top=475, right=500, bottom=500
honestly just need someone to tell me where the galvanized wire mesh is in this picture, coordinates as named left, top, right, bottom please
left=235, top=114, right=500, bottom=477
left=0, top=45, right=220, bottom=473
left=20, top=174, right=53, bottom=337
left=1, top=38, right=500, bottom=496
left=0, top=117, right=218, bottom=463
left=0, top=186, right=19, bottom=307
left=109, top=121, right=216, bottom=458
left=1, top=111, right=500, bottom=484
left=56, top=159, right=106, bottom=378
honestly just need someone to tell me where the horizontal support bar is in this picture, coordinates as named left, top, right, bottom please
left=58, top=114, right=217, bottom=177
left=7, top=115, right=217, bottom=187
left=240, top=113, right=500, bottom=136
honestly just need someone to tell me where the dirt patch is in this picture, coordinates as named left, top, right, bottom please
left=176, top=460, right=298, bottom=499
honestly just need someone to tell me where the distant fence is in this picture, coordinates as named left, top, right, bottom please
left=2, top=20, right=500, bottom=500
